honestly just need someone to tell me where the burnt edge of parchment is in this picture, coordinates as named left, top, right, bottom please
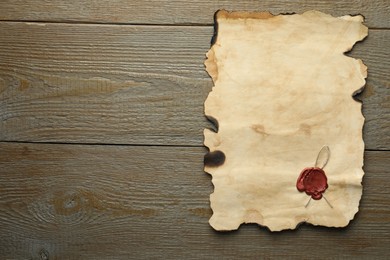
left=211, top=10, right=275, bottom=46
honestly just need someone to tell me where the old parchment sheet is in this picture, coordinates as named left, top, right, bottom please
left=204, top=10, right=368, bottom=231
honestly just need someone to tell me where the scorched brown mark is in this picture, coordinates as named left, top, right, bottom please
left=204, top=150, right=225, bottom=167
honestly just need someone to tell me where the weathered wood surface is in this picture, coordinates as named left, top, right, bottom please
left=0, top=23, right=389, bottom=149
left=0, top=0, right=389, bottom=28
left=0, top=1, right=389, bottom=259
left=0, top=143, right=388, bottom=259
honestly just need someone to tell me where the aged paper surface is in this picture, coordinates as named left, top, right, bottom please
left=204, top=10, right=368, bottom=231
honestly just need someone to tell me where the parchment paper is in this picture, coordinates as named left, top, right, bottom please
left=204, top=10, right=368, bottom=231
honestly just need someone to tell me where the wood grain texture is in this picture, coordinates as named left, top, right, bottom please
left=0, top=2, right=388, bottom=259
left=0, top=22, right=389, bottom=149
left=0, top=142, right=388, bottom=259
left=0, top=0, right=389, bottom=28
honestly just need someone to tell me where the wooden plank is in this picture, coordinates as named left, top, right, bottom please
left=0, top=22, right=389, bottom=149
left=0, top=0, right=389, bottom=28
left=0, top=142, right=388, bottom=259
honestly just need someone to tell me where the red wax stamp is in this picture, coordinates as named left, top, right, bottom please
left=296, top=167, right=328, bottom=200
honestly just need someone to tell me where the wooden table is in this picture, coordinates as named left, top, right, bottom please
left=0, top=1, right=389, bottom=259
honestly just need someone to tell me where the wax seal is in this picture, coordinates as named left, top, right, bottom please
left=297, top=146, right=332, bottom=207
left=296, top=167, right=328, bottom=199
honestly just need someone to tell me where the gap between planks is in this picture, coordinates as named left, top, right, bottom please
left=0, top=19, right=214, bottom=27
left=0, top=20, right=389, bottom=30
left=0, top=141, right=389, bottom=152
left=0, top=140, right=204, bottom=148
